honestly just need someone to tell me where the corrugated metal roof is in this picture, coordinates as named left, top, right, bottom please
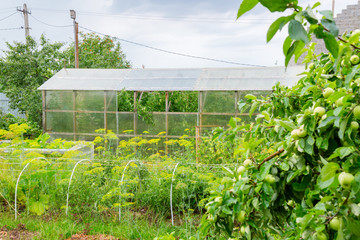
left=38, top=66, right=304, bottom=91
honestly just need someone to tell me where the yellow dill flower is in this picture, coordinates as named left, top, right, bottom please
left=93, top=136, right=104, bottom=144
left=95, top=128, right=106, bottom=134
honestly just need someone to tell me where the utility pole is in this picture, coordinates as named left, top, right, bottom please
left=70, top=10, right=79, bottom=68
left=332, top=0, right=335, bottom=17
left=17, top=3, right=30, bottom=40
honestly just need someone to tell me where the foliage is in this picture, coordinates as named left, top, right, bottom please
left=198, top=2, right=360, bottom=239
left=0, top=36, right=65, bottom=125
left=0, top=33, right=131, bottom=129
left=66, top=32, right=131, bottom=69
left=0, top=113, right=41, bottom=138
left=239, top=0, right=340, bottom=66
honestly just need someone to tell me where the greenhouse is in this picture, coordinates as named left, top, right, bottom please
left=38, top=66, right=303, bottom=141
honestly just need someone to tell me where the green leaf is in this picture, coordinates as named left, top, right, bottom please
left=350, top=204, right=360, bottom=217
left=288, top=20, right=310, bottom=44
left=258, top=0, right=293, bottom=12
left=283, top=36, right=292, bottom=55
left=338, top=117, right=349, bottom=140
left=323, top=32, right=339, bottom=58
left=321, top=19, right=339, bottom=36
left=303, top=6, right=318, bottom=24
left=278, top=120, right=296, bottom=131
left=245, top=94, right=257, bottom=100
left=345, top=65, right=360, bottom=88
left=259, top=160, right=273, bottom=180
left=249, top=101, right=258, bottom=118
left=238, top=102, right=249, bottom=113
left=267, top=15, right=293, bottom=42
left=312, top=2, right=321, bottom=9
left=318, top=116, right=337, bottom=129
left=329, top=146, right=355, bottom=160
left=320, top=10, right=334, bottom=21
left=320, top=162, right=339, bottom=182
left=348, top=219, right=360, bottom=236
left=229, top=117, right=236, bottom=128
left=237, top=0, right=259, bottom=18
left=285, top=40, right=299, bottom=67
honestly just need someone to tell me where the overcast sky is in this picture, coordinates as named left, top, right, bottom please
left=0, top=0, right=358, bottom=68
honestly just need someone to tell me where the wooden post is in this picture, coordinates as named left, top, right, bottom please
left=165, top=92, right=169, bottom=155
left=42, top=91, right=46, bottom=133
left=18, top=4, right=30, bottom=40
left=70, top=10, right=79, bottom=68
left=104, top=91, right=107, bottom=132
left=73, top=91, right=76, bottom=141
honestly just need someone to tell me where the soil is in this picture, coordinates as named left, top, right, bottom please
left=65, top=234, right=120, bottom=240
left=0, top=224, right=38, bottom=240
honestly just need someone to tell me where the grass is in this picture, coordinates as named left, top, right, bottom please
left=0, top=209, right=197, bottom=240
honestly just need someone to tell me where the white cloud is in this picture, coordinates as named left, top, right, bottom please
left=0, top=0, right=359, bottom=68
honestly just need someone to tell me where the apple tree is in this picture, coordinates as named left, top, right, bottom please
left=198, top=1, right=360, bottom=239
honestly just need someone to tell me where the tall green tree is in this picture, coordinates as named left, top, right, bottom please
left=66, top=32, right=131, bottom=68
left=198, top=1, right=360, bottom=239
left=0, top=35, right=65, bottom=125
left=0, top=33, right=131, bottom=127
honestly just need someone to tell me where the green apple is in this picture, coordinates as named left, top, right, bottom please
left=338, top=172, right=355, bottom=189
left=322, top=87, right=334, bottom=98
left=297, top=128, right=307, bottom=138
left=291, top=129, right=300, bottom=139
left=308, top=63, right=315, bottom=70
left=353, top=105, right=360, bottom=119
left=350, top=55, right=360, bottom=65
left=335, top=97, right=344, bottom=107
left=351, top=121, right=359, bottom=130
left=354, top=78, right=360, bottom=86
left=350, top=29, right=360, bottom=43
left=237, top=210, right=246, bottom=223
left=315, top=232, right=327, bottom=240
left=243, top=159, right=252, bottom=167
left=265, top=174, right=276, bottom=184
left=237, top=166, right=246, bottom=175
left=240, top=226, right=246, bottom=234
left=304, top=108, right=313, bottom=115
left=314, top=107, right=326, bottom=117
left=329, top=216, right=340, bottom=231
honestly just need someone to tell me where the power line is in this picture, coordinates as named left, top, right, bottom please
left=29, top=14, right=72, bottom=28
left=0, top=27, right=23, bottom=31
left=79, top=25, right=266, bottom=67
left=30, top=7, right=274, bottom=24
left=0, top=12, right=18, bottom=22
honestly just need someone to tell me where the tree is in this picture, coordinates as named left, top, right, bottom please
left=0, top=35, right=65, bottom=125
left=66, top=32, right=131, bottom=69
left=198, top=1, right=360, bottom=239
left=0, top=33, right=131, bottom=127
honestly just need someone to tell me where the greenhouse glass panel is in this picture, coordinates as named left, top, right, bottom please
left=136, top=113, right=166, bottom=135
left=106, top=113, right=134, bottom=134
left=76, top=113, right=104, bottom=133
left=201, top=114, right=234, bottom=128
left=75, top=91, right=105, bottom=111
left=46, top=112, right=73, bottom=133
left=76, top=135, right=97, bottom=141
left=117, top=91, right=134, bottom=112
left=168, top=91, right=198, bottom=113
left=202, top=91, right=236, bottom=113
left=49, top=134, right=74, bottom=141
left=105, top=91, right=117, bottom=112
left=46, top=91, right=73, bottom=110
left=168, top=114, right=197, bottom=136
